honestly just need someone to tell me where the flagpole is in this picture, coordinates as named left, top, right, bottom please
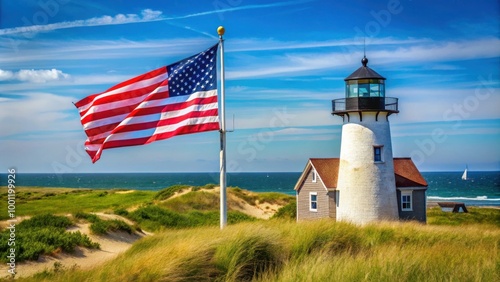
left=218, top=26, right=227, bottom=229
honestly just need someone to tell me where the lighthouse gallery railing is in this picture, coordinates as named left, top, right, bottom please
left=332, top=97, right=399, bottom=114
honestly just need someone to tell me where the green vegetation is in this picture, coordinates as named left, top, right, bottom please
left=127, top=205, right=254, bottom=232
left=0, top=187, right=155, bottom=220
left=0, top=214, right=99, bottom=263
left=428, top=206, right=500, bottom=227
left=24, top=219, right=500, bottom=282
left=74, top=212, right=134, bottom=235
left=160, top=190, right=219, bottom=212
left=153, top=184, right=218, bottom=201
left=154, top=185, right=191, bottom=201
left=4, top=186, right=500, bottom=281
left=272, top=201, right=297, bottom=220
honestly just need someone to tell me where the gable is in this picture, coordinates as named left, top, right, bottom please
left=310, top=158, right=339, bottom=189
left=294, top=158, right=339, bottom=192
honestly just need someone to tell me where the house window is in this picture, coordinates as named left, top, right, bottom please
left=309, top=192, right=318, bottom=212
left=401, top=191, right=412, bottom=211
left=374, top=146, right=383, bottom=162
left=312, top=170, right=317, bottom=183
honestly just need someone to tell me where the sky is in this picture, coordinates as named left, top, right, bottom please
left=0, top=0, right=499, bottom=174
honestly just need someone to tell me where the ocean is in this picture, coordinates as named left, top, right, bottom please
left=2, top=171, right=499, bottom=206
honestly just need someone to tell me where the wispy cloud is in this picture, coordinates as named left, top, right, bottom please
left=0, top=9, right=164, bottom=36
left=0, top=68, right=70, bottom=83
left=0, top=1, right=309, bottom=36
left=227, top=37, right=500, bottom=79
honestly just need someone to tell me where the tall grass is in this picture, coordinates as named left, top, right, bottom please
left=127, top=205, right=254, bottom=232
left=26, top=219, right=500, bottom=282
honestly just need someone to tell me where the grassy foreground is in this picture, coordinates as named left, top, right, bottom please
left=2, top=186, right=499, bottom=281
left=23, top=219, right=499, bottom=282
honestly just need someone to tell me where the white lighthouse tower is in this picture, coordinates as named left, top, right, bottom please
left=332, top=56, right=399, bottom=224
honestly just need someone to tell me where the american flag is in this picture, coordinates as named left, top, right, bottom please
left=74, top=44, right=219, bottom=163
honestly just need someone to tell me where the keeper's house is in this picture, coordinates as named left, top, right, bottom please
left=294, top=57, right=428, bottom=224
left=294, top=158, right=428, bottom=222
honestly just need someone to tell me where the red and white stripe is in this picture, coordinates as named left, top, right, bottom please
left=74, top=66, right=219, bottom=163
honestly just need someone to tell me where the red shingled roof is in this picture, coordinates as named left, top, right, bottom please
left=393, top=158, right=428, bottom=187
left=295, top=157, right=427, bottom=191
left=310, top=158, right=340, bottom=189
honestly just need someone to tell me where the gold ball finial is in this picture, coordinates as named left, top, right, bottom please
left=217, top=26, right=225, bottom=36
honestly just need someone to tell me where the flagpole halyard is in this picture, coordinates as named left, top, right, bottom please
left=218, top=26, right=227, bottom=230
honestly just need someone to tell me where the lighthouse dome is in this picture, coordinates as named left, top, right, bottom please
left=345, top=56, right=385, bottom=81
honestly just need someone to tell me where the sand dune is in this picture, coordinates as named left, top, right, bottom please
left=1, top=215, right=147, bottom=278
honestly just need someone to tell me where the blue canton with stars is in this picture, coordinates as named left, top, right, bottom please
left=167, top=44, right=218, bottom=97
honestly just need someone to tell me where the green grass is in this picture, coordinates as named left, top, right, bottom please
left=272, top=201, right=297, bottom=220
left=153, top=185, right=191, bottom=201
left=427, top=206, right=500, bottom=227
left=0, top=214, right=99, bottom=263
left=0, top=188, right=156, bottom=220
left=160, top=190, right=219, bottom=212
left=229, top=187, right=294, bottom=207
left=5, top=186, right=500, bottom=281
left=24, top=219, right=500, bottom=282
left=127, top=205, right=254, bottom=232
left=74, top=212, right=134, bottom=235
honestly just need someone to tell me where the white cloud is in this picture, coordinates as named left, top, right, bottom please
left=0, top=69, right=14, bottom=80
left=0, top=9, right=164, bottom=36
left=0, top=1, right=307, bottom=37
left=227, top=37, right=500, bottom=79
left=0, top=68, right=70, bottom=83
left=141, top=9, right=163, bottom=21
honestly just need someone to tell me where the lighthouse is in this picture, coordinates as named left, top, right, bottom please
left=294, top=56, right=427, bottom=223
left=332, top=56, right=399, bottom=224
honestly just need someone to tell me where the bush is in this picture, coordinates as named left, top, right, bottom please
left=20, top=213, right=73, bottom=229
left=74, top=212, right=133, bottom=235
left=202, top=183, right=217, bottom=190
left=154, top=185, right=191, bottom=201
left=272, top=202, right=297, bottom=220
left=114, top=208, right=129, bottom=216
left=0, top=214, right=99, bottom=263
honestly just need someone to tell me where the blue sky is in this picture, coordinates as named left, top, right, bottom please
left=0, top=0, right=499, bottom=173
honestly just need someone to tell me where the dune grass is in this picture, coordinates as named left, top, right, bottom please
left=0, top=187, right=156, bottom=220
left=21, top=219, right=499, bottom=282
left=4, top=186, right=500, bottom=281
left=0, top=214, right=99, bottom=263
left=74, top=212, right=134, bottom=235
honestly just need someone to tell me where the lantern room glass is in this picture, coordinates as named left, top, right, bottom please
left=346, top=79, right=385, bottom=98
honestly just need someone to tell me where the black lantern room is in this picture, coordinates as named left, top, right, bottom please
left=332, top=56, right=398, bottom=118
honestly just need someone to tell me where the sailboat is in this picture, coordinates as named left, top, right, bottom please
left=461, top=165, right=468, bottom=180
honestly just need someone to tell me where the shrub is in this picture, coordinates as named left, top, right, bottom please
left=114, top=207, right=129, bottom=216
left=0, top=214, right=99, bottom=263
left=202, top=183, right=217, bottom=190
left=74, top=212, right=134, bottom=235
left=154, top=185, right=191, bottom=201
left=272, top=202, right=297, bottom=220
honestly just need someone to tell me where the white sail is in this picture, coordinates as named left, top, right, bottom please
left=461, top=167, right=468, bottom=180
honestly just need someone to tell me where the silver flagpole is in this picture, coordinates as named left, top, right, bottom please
left=218, top=26, right=227, bottom=229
